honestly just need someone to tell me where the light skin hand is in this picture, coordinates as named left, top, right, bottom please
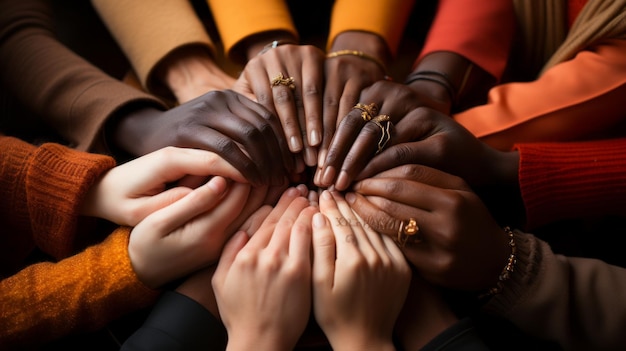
left=128, top=175, right=251, bottom=289
left=346, top=164, right=511, bottom=292
left=154, top=45, right=239, bottom=103
left=232, top=44, right=325, bottom=168
left=212, top=188, right=314, bottom=351
left=312, top=190, right=410, bottom=351
left=80, top=146, right=247, bottom=227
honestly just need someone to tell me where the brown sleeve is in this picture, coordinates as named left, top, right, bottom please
left=0, top=0, right=165, bottom=152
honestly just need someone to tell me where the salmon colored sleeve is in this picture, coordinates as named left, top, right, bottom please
left=417, top=0, right=515, bottom=80
left=454, top=39, right=626, bottom=151
left=515, top=139, right=626, bottom=230
left=328, top=0, right=415, bottom=56
left=91, top=0, right=215, bottom=91
left=0, top=137, right=115, bottom=272
left=0, top=229, right=160, bottom=349
left=207, top=0, right=297, bottom=59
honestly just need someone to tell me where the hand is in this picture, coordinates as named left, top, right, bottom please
left=154, top=45, right=239, bottom=103
left=111, top=90, right=295, bottom=186
left=232, top=44, right=326, bottom=168
left=80, top=146, right=247, bottom=226
left=312, top=190, right=410, bottom=351
left=315, top=80, right=427, bottom=190
left=212, top=188, right=314, bottom=351
left=128, top=176, right=251, bottom=289
left=318, top=103, right=518, bottom=191
left=346, top=164, right=511, bottom=292
left=319, top=31, right=392, bottom=176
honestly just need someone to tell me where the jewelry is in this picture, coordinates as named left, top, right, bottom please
left=270, top=73, right=295, bottom=90
left=371, top=114, right=392, bottom=154
left=478, top=227, right=517, bottom=299
left=396, top=218, right=420, bottom=248
left=327, top=50, right=387, bottom=76
left=257, top=39, right=296, bottom=56
left=353, top=102, right=379, bottom=121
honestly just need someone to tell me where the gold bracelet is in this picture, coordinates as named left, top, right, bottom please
left=478, top=226, right=517, bottom=300
left=326, top=50, right=387, bottom=75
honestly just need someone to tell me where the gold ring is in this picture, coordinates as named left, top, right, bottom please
left=270, top=73, right=295, bottom=90
left=370, top=114, right=392, bottom=154
left=353, top=102, right=379, bottom=121
left=396, top=218, right=421, bottom=248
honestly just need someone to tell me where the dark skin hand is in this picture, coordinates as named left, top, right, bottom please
left=110, top=90, right=296, bottom=187
left=317, top=95, right=519, bottom=191
left=345, top=164, right=511, bottom=292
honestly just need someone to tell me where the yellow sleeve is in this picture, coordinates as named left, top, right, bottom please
left=207, top=0, right=297, bottom=60
left=0, top=229, right=159, bottom=349
left=91, top=0, right=215, bottom=91
left=327, top=0, right=415, bottom=56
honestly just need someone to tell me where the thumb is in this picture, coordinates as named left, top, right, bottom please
left=312, top=212, right=336, bottom=291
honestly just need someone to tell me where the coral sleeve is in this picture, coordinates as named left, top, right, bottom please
left=0, top=229, right=160, bottom=350
left=327, top=0, right=415, bottom=56
left=91, top=0, right=215, bottom=91
left=514, top=139, right=626, bottom=230
left=454, top=39, right=626, bottom=151
left=0, top=136, right=115, bottom=271
left=416, top=0, right=515, bottom=80
left=207, top=0, right=297, bottom=59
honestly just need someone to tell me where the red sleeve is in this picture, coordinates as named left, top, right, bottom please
left=515, top=139, right=626, bottom=230
left=416, top=0, right=515, bottom=80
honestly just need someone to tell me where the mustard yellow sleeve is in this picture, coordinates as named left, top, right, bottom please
left=0, top=229, right=159, bottom=349
left=328, top=0, right=415, bottom=56
left=207, top=0, right=297, bottom=59
left=91, top=0, right=215, bottom=92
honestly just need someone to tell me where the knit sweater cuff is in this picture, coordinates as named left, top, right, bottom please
left=515, top=139, right=626, bottom=230
left=27, top=143, right=116, bottom=258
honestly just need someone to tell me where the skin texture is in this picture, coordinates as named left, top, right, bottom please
left=111, top=90, right=295, bottom=187
left=80, top=146, right=247, bottom=226
left=312, top=190, right=410, bottom=351
left=212, top=188, right=314, bottom=351
left=346, top=165, right=511, bottom=292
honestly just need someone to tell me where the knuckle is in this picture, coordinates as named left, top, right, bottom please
left=274, top=89, right=293, bottom=104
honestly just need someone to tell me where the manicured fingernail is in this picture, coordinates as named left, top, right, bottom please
left=304, top=147, right=317, bottom=167
left=313, top=212, right=327, bottom=228
left=321, top=166, right=336, bottom=186
left=335, top=171, right=349, bottom=191
left=207, top=176, right=227, bottom=194
left=345, top=192, right=356, bottom=204
left=290, top=136, right=302, bottom=152
left=317, top=149, right=327, bottom=168
left=310, top=129, right=320, bottom=146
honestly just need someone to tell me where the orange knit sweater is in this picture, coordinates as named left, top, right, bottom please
left=0, top=136, right=158, bottom=349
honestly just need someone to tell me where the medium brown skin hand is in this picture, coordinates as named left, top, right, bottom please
left=108, top=90, right=295, bottom=187
left=346, top=164, right=511, bottom=292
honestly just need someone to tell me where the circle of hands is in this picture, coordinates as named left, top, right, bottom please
left=85, top=44, right=513, bottom=349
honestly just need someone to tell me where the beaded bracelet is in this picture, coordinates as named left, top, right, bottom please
left=404, top=70, right=456, bottom=103
left=478, top=226, right=517, bottom=300
left=326, top=50, right=388, bottom=76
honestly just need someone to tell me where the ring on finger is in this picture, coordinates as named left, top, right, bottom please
left=396, top=217, right=421, bottom=248
left=370, top=114, right=392, bottom=154
left=353, top=102, right=379, bottom=121
left=270, top=73, right=295, bottom=90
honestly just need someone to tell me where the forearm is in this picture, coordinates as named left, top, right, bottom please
left=0, top=229, right=159, bottom=349
left=483, top=230, right=626, bottom=350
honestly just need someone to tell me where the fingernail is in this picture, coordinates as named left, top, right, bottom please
left=345, top=192, right=355, bottom=204
left=335, top=171, right=349, bottom=191
left=317, top=149, right=327, bottom=168
left=321, top=166, right=336, bottom=186
left=310, top=129, right=320, bottom=146
left=206, top=176, right=227, bottom=194
left=304, top=147, right=317, bottom=167
left=313, top=212, right=326, bottom=228
left=295, top=155, right=305, bottom=174
left=290, top=136, right=303, bottom=152
left=321, top=190, right=332, bottom=200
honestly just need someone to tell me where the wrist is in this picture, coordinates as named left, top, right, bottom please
left=233, top=31, right=298, bottom=63
left=109, top=104, right=163, bottom=158
left=226, top=332, right=293, bottom=351
left=330, top=31, right=391, bottom=67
